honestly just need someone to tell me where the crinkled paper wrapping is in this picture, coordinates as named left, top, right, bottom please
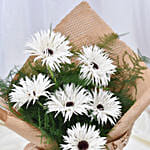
left=1, top=2, right=150, bottom=150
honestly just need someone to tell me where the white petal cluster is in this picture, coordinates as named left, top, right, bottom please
left=11, top=29, right=124, bottom=149
left=78, top=45, right=116, bottom=86
left=61, top=123, right=106, bottom=150
left=9, top=74, right=53, bottom=110
left=26, top=30, right=72, bottom=72
left=45, top=83, right=92, bottom=122
left=91, top=89, right=122, bottom=125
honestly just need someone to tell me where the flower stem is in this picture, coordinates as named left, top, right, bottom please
left=47, top=66, right=57, bottom=83
left=37, top=101, right=46, bottom=110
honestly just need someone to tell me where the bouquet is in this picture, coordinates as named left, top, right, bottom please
left=0, top=2, right=150, bottom=150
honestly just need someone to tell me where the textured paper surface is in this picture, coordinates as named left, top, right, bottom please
left=54, top=1, right=150, bottom=145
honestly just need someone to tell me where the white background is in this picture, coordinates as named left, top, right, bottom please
left=0, top=0, right=150, bottom=149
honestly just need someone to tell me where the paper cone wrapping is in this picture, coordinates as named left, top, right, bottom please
left=1, top=2, right=150, bottom=150
left=0, top=100, right=58, bottom=149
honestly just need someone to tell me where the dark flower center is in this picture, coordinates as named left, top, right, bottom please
left=46, top=48, right=53, bottom=55
left=33, top=91, right=36, bottom=96
left=78, top=140, right=89, bottom=150
left=66, top=101, right=74, bottom=107
left=91, top=62, right=99, bottom=70
left=97, top=104, right=104, bottom=111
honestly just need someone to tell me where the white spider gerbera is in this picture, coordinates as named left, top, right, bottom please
left=91, top=89, right=121, bottom=125
left=9, top=74, right=53, bottom=110
left=61, top=123, right=106, bottom=150
left=78, top=45, right=116, bottom=87
left=45, top=83, right=92, bottom=122
left=26, top=29, right=72, bottom=72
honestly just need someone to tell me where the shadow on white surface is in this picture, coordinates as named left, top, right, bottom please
left=125, top=135, right=150, bottom=150
left=125, top=108, right=150, bottom=150
left=0, top=125, right=28, bottom=150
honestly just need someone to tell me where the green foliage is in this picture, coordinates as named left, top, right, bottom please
left=97, top=33, right=118, bottom=50
left=0, top=32, right=146, bottom=149
left=6, top=59, right=136, bottom=146
left=137, top=48, right=150, bottom=64
left=108, top=51, right=146, bottom=98
left=0, top=66, right=19, bottom=99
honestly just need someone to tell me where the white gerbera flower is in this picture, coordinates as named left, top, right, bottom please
left=61, top=123, right=106, bottom=150
left=78, top=45, right=116, bottom=87
left=9, top=74, right=53, bottom=110
left=26, top=30, right=72, bottom=72
left=45, top=83, right=92, bottom=122
left=91, top=89, right=121, bottom=125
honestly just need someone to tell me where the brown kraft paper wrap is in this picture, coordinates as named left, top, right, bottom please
left=1, top=2, right=150, bottom=150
